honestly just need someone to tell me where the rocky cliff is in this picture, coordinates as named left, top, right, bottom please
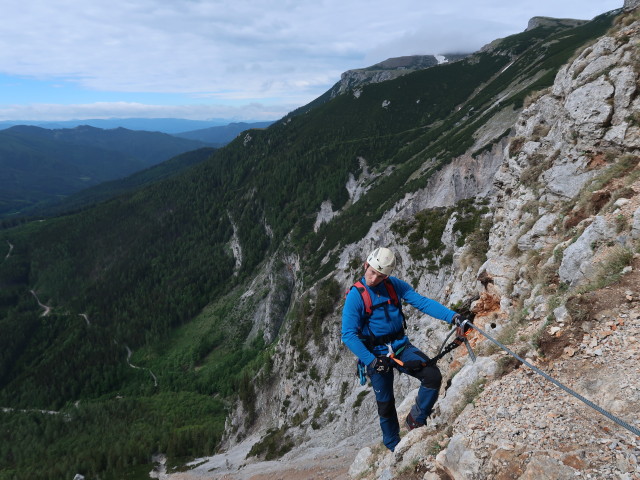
left=328, top=54, right=468, bottom=99
left=166, top=6, right=640, bottom=480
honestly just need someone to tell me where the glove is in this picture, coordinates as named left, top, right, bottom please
left=452, top=313, right=472, bottom=336
left=370, top=356, right=393, bottom=373
left=402, top=360, right=425, bottom=371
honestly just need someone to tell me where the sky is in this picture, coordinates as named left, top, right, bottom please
left=0, top=0, right=623, bottom=123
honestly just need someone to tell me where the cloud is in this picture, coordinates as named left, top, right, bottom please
left=0, top=0, right=623, bottom=120
left=0, top=0, right=357, bottom=99
left=0, top=101, right=294, bottom=122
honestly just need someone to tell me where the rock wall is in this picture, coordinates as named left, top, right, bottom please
left=625, top=0, right=640, bottom=11
left=483, top=11, right=640, bottom=299
left=424, top=11, right=640, bottom=480
left=329, top=8, right=640, bottom=479
left=329, top=55, right=453, bottom=99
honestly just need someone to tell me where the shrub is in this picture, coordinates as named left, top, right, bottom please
left=353, top=390, right=370, bottom=409
left=508, top=137, right=526, bottom=156
left=246, top=426, right=294, bottom=460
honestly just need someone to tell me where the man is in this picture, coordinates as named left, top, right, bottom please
left=341, top=246, right=463, bottom=452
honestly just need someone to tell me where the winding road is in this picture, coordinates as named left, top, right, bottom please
left=4, top=243, right=159, bottom=393
left=30, top=290, right=52, bottom=317
left=126, top=346, right=158, bottom=387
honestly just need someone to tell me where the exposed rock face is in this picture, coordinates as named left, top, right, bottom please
left=526, top=16, right=587, bottom=31
left=625, top=0, right=640, bottom=11
left=485, top=14, right=640, bottom=296
left=329, top=54, right=467, bottom=99
left=558, top=216, right=617, bottom=286
left=426, top=11, right=640, bottom=480
left=313, top=200, right=335, bottom=232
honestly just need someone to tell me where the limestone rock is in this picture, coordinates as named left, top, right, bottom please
left=518, top=456, right=577, bottom=480
left=632, top=207, right=640, bottom=239
left=436, top=434, right=483, bottom=479
left=348, top=447, right=373, bottom=478
left=517, top=213, right=558, bottom=251
left=433, top=357, right=498, bottom=423
left=624, top=0, right=640, bottom=11
left=541, top=158, right=598, bottom=199
left=559, top=216, right=616, bottom=286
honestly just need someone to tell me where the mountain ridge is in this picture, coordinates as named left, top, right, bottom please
left=0, top=117, right=238, bottom=134
left=174, top=121, right=274, bottom=144
left=0, top=124, right=215, bottom=217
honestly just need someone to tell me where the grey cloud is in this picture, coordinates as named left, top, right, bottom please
left=0, top=0, right=623, bottom=121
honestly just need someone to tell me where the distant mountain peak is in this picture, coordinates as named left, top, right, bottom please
left=329, top=53, right=469, bottom=99
left=366, top=55, right=440, bottom=70
left=525, top=16, right=588, bottom=31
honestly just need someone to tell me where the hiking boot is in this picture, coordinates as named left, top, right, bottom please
left=405, top=412, right=424, bottom=430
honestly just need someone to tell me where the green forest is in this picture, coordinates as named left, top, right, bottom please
left=0, top=13, right=615, bottom=480
left=0, top=125, right=212, bottom=217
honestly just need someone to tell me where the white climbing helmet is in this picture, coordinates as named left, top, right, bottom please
left=366, top=247, right=396, bottom=276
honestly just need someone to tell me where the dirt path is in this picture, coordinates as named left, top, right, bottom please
left=126, top=346, right=158, bottom=387
left=30, top=289, right=51, bottom=316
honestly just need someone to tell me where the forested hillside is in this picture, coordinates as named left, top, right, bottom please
left=5, top=147, right=218, bottom=221
left=0, top=125, right=212, bottom=217
left=0, top=11, right=618, bottom=480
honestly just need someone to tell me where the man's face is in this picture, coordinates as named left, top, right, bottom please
left=364, top=264, right=388, bottom=287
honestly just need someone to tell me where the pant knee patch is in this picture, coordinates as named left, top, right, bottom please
left=377, top=400, right=396, bottom=418
left=419, top=366, right=443, bottom=390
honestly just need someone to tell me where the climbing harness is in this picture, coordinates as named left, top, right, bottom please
left=386, top=343, right=405, bottom=367
left=350, top=278, right=407, bottom=385
left=348, top=279, right=408, bottom=349
left=356, top=318, right=473, bottom=384
left=350, top=279, right=402, bottom=317
left=457, top=319, right=640, bottom=438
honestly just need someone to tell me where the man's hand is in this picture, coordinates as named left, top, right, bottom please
left=370, top=356, right=393, bottom=373
left=452, top=313, right=471, bottom=337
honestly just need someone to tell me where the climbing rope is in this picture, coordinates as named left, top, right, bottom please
left=461, top=320, right=640, bottom=438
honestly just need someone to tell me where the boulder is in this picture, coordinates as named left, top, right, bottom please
left=348, top=447, right=373, bottom=478
left=433, top=357, right=498, bottom=423
left=559, top=216, right=616, bottom=286
left=436, top=433, right=483, bottom=479
left=518, top=455, right=577, bottom=480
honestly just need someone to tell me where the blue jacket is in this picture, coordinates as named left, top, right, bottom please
left=341, top=276, right=457, bottom=366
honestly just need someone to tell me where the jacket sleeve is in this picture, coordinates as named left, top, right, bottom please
left=341, top=288, right=377, bottom=366
left=391, top=277, right=457, bottom=324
